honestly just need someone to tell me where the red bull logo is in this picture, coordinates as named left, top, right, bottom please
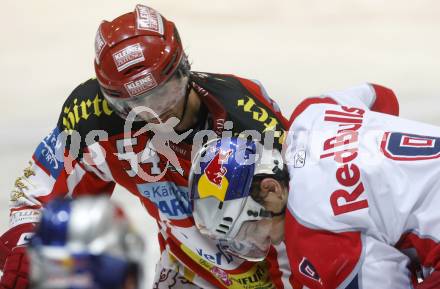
left=204, top=149, right=232, bottom=187
left=197, top=149, right=233, bottom=201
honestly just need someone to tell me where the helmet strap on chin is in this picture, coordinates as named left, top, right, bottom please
left=178, top=82, right=192, bottom=122
left=269, top=204, right=287, bottom=217
left=247, top=204, right=286, bottom=219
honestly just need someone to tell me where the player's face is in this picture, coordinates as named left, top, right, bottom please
left=127, top=73, right=189, bottom=123
left=237, top=218, right=283, bottom=246
left=253, top=178, right=289, bottom=244
left=135, top=87, right=187, bottom=124
left=103, top=57, right=190, bottom=122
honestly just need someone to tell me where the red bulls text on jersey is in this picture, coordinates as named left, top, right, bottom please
left=284, top=89, right=440, bottom=289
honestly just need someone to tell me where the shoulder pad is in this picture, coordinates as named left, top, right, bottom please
left=57, top=78, right=125, bottom=137
left=191, top=72, right=287, bottom=148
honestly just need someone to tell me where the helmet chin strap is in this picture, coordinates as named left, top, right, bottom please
left=268, top=205, right=287, bottom=217
left=247, top=204, right=287, bottom=219
left=178, top=83, right=192, bottom=123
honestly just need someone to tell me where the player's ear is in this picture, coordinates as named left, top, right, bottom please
left=259, top=177, right=287, bottom=212
left=260, top=178, right=283, bottom=199
left=260, top=178, right=277, bottom=197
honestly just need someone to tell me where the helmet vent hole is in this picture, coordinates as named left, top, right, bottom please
left=174, top=29, right=182, bottom=45
left=102, top=88, right=121, bottom=98
left=162, top=51, right=178, bottom=76
left=123, top=65, right=144, bottom=76
left=216, top=229, right=227, bottom=235
left=223, top=217, right=233, bottom=223
left=219, top=224, right=229, bottom=230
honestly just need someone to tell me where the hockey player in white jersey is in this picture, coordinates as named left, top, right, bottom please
left=189, top=84, right=440, bottom=289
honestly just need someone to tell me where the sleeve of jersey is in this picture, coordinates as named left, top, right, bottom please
left=8, top=125, right=115, bottom=231
left=285, top=212, right=415, bottom=289
left=398, top=232, right=440, bottom=288
left=288, top=83, right=399, bottom=126
left=284, top=211, right=363, bottom=289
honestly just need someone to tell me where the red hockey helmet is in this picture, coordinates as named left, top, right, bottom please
left=94, top=5, right=190, bottom=120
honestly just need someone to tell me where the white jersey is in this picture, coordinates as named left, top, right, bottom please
left=284, top=89, right=440, bottom=288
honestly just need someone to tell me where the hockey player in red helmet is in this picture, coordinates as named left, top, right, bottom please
left=0, top=4, right=293, bottom=289
left=94, top=5, right=192, bottom=124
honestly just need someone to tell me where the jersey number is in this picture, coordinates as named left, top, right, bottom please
left=116, top=138, right=161, bottom=177
left=381, top=132, right=440, bottom=161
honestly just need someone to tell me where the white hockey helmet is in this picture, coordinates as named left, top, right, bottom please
left=189, top=137, right=286, bottom=261
left=28, top=196, right=145, bottom=289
